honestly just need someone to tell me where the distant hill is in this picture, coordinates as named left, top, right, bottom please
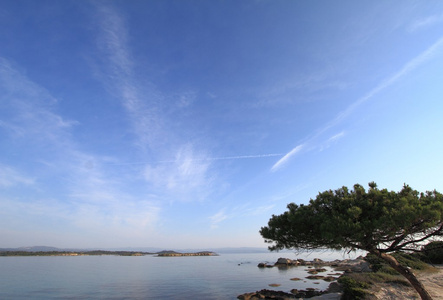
left=156, top=250, right=181, bottom=255
left=0, top=246, right=274, bottom=254
left=0, top=246, right=85, bottom=252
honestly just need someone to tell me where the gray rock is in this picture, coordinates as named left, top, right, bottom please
left=276, top=257, right=293, bottom=265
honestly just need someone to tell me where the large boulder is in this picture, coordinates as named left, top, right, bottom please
left=257, top=262, right=274, bottom=268
left=277, top=257, right=293, bottom=265
left=334, top=258, right=371, bottom=273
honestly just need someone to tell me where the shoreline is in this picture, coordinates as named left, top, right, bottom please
left=0, top=250, right=153, bottom=256
left=239, top=257, right=443, bottom=300
left=239, top=256, right=369, bottom=299
left=0, top=250, right=219, bottom=257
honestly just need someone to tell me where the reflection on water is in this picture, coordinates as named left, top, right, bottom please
left=0, top=251, right=362, bottom=299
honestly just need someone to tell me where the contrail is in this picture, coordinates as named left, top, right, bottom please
left=271, top=145, right=304, bottom=172
left=161, top=153, right=284, bottom=163
left=106, top=153, right=284, bottom=166
left=271, top=36, right=443, bottom=172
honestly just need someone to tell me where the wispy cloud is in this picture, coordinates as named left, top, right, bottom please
left=329, top=36, right=443, bottom=132
left=0, top=56, right=162, bottom=244
left=254, top=69, right=349, bottom=108
left=319, top=131, right=346, bottom=152
left=95, top=4, right=163, bottom=150
left=106, top=153, right=284, bottom=165
left=272, top=36, right=443, bottom=172
left=409, top=14, right=443, bottom=33
left=95, top=4, right=271, bottom=202
left=244, top=204, right=275, bottom=216
left=209, top=209, right=228, bottom=229
left=143, top=144, right=213, bottom=201
left=0, top=164, right=35, bottom=187
left=0, top=58, right=77, bottom=142
left=271, top=144, right=304, bottom=172
left=207, top=203, right=275, bottom=230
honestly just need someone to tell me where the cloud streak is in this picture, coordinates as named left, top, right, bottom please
left=209, top=209, right=228, bottom=229
left=93, top=4, right=238, bottom=202
left=95, top=4, right=163, bottom=150
left=0, top=55, right=162, bottom=245
left=271, top=145, right=304, bottom=172
left=0, top=164, right=35, bottom=187
left=409, top=14, right=443, bottom=33
left=272, top=36, right=443, bottom=172
left=326, top=36, right=443, bottom=134
left=105, top=153, right=284, bottom=165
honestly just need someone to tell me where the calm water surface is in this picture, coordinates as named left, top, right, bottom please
left=0, top=252, right=355, bottom=299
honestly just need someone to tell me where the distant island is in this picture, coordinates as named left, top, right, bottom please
left=156, top=250, right=218, bottom=257
left=0, top=250, right=153, bottom=256
left=0, top=247, right=218, bottom=257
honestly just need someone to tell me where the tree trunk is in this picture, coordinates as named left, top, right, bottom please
left=371, top=250, right=433, bottom=300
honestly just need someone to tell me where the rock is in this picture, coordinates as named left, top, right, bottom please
left=237, top=292, right=261, bottom=300
left=323, top=276, right=337, bottom=282
left=238, top=289, right=298, bottom=299
left=292, top=288, right=325, bottom=298
left=310, top=293, right=342, bottom=300
left=356, top=261, right=371, bottom=272
left=276, top=257, right=293, bottom=265
left=333, top=258, right=371, bottom=273
left=290, top=277, right=302, bottom=281
left=237, top=288, right=327, bottom=299
left=241, top=289, right=324, bottom=300
left=306, top=275, right=325, bottom=280
left=257, top=262, right=267, bottom=268
left=258, top=262, right=274, bottom=268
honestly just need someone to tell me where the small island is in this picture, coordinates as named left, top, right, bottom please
left=156, top=250, right=218, bottom=257
left=0, top=250, right=153, bottom=256
left=0, top=248, right=219, bottom=257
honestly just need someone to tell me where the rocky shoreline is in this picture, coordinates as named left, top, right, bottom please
left=238, top=256, right=370, bottom=299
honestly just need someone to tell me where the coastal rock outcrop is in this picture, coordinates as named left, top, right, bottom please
left=247, top=257, right=371, bottom=299
left=257, top=256, right=370, bottom=272
left=237, top=288, right=325, bottom=300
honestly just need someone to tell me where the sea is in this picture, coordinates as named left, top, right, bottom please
left=0, top=251, right=360, bottom=299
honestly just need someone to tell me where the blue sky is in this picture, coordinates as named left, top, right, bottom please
left=1, top=0, right=443, bottom=249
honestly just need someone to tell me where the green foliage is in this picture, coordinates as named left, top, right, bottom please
left=338, top=276, right=371, bottom=299
left=260, top=183, right=443, bottom=254
left=365, top=252, right=432, bottom=276
left=392, top=252, right=430, bottom=271
left=338, top=254, right=415, bottom=300
left=364, top=254, right=386, bottom=272
left=367, top=272, right=409, bottom=285
left=376, top=265, right=399, bottom=275
left=422, top=241, right=443, bottom=264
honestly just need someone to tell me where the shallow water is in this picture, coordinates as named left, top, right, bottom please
left=0, top=251, right=356, bottom=299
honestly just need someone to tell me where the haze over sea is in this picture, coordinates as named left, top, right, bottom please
left=0, top=251, right=358, bottom=299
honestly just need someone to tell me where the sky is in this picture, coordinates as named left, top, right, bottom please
left=1, top=0, right=443, bottom=250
